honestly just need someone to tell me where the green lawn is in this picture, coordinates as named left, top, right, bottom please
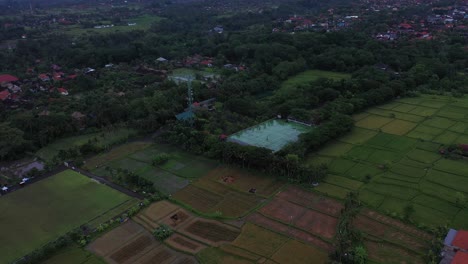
left=42, top=245, right=105, bottom=264
left=0, top=170, right=132, bottom=263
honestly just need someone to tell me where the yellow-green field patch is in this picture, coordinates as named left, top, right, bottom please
left=314, top=182, right=350, bottom=199
left=271, top=240, right=327, bottom=264
left=391, top=103, right=417, bottom=113
left=422, top=117, right=457, bottom=129
left=408, top=106, right=438, bottom=117
left=355, top=115, right=393, bottom=130
left=380, top=119, right=417, bottom=135
left=324, top=175, right=363, bottom=190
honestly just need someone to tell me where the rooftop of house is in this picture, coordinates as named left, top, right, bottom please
left=452, top=251, right=468, bottom=264
left=453, top=230, right=468, bottom=250
left=0, top=74, right=19, bottom=83
left=0, top=90, right=10, bottom=100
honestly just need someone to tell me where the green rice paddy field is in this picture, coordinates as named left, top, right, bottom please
left=36, top=128, right=137, bottom=161
left=86, top=142, right=219, bottom=195
left=0, top=170, right=134, bottom=263
left=308, top=95, right=468, bottom=229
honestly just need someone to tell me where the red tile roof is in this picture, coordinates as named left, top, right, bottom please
left=0, top=74, right=19, bottom=83
left=0, top=90, right=10, bottom=101
left=452, top=251, right=468, bottom=264
left=453, top=230, right=468, bottom=250
left=57, top=88, right=68, bottom=95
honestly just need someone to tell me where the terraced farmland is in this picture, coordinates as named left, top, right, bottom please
left=307, top=95, right=468, bottom=229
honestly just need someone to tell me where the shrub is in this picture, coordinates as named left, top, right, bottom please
left=153, top=224, right=173, bottom=241
left=152, top=153, right=171, bottom=165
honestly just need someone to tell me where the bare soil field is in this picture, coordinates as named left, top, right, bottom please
left=246, top=213, right=334, bottom=252
left=87, top=220, right=197, bottom=264
left=166, top=234, right=207, bottom=254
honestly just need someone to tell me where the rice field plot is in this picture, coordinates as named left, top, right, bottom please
left=278, top=186, right=344, bottom=217
left=84, top=142, right=151, bottom=170
left=365, top=182, right=419, bottom=200
left=259, top=190, right=339, bottom=240
left=426, top=169, right=468, bottom=193
left=313, top=182, right=351, bottom=199
left=344, top=145, right=376, bottom=161
left=202, top=166, right=285, bottom=197
left=433, top=158, right=468, bottom=176
left=364, top=240, right=425, bottom=264
left=339, top=127, right=378, bottom=144
left=139, top=167, right=189, bottom=195
left=327, top=158, right=357, bottom=174
left=345, top=163, right=383, bottom=181
left=212, top=191, right=263, bottom=218
left=231, top=223, right=290, bottom=257
left=317, top=140, right=354, bottom=157
left=37, top=128, right=137, bottom=161
left=408, top=106, right=439, bottom=117
left=174, top=181, right=263, bottom=218
left=355, top=115, right=393, bottom=130
left=166, top=234, right=206, bottom=254
left=412, top=195, right=460, bottom=216
left=183, top=219, right=241, bottom=245
left=247, top=213, right=334, bottom=252
left=324, top=175, right=363, bottom=190
left=433, top=131, right=461, bottom=145
left=358, top=189, right=385, bottom=208
left=197, top=247, right=255, bottom=264
left=313, top=95, right=468, bottom=229
left=173, top=185, right=222, bottom=213
left=270, top=240, right=328, bottom=264
left=453, top=209, right=468, bottom=229
left=87, top=220, right=194, bottom=264
left=422, top=117, right=457, bottom=129
left=448, top=122, right=468, bottom=133
left=391, top=103, right=418, bottom=113
left=405, top=149, right=441, bottom=164
left=0, top=170, right=132, bottom=264
left=380, top=119, right=417, bottom=135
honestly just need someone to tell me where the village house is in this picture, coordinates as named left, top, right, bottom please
left=38, top=74, right=50, bottom=82
left=0, top=74, right=19, bottom=84
left=440, top=229, right=468, bottom=264
left=57, top=88, right=69, bottom=96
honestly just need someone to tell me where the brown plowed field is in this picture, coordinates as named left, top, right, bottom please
left=259, top=198, right=307, bottom=223
left=142, top=200, right=179, bottom=222
left=277, top=186, right=344, bottom=217
left=136, top=246, right=176, bottom=264
left=362, top=208, right=433, bottom=240
left=166, top=234, right=206, bottom=254
left=247, top=213, right=334, bottom=252
left=294, top=210, right=338, bottom=239
left=87, top=220, right=144, bottom=256
left=365, top=240, right=425, bottom=264
left=184, top=220, right=240, bottom=243
left=354, top=214, right=388, bottom=237
left=109, top=235, right=153, bottom=263
left=173, top=185, right=222, bottom=212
